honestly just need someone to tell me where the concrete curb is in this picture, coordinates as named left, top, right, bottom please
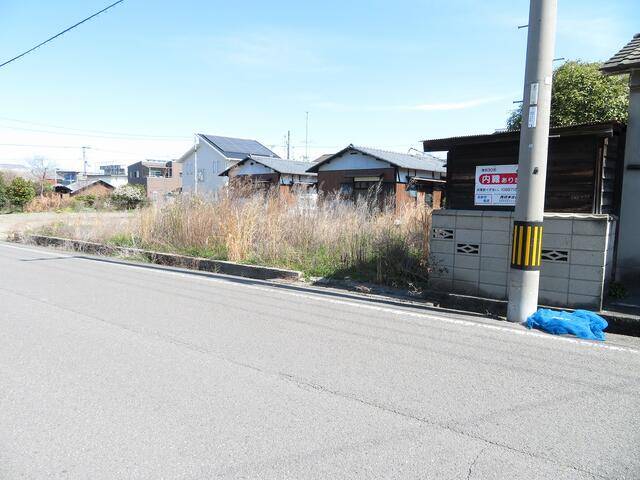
left=20, top=234, right=302, bottom=282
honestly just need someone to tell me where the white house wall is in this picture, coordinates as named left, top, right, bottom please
left=181, top=142, right=232, bottom=194
left=397, top=168, right=444, bottom=183
left=317, top=151, right=391, bottom=171
left=229, top=162, right=275, bottom=176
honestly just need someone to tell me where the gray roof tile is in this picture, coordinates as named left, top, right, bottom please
left=219, top=155, right=316, bottom=176
left=308, top=145, right=446, bottom=173
left=601, top=33, right=640, bottom=74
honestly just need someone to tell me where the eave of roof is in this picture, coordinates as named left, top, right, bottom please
left=219, top=155, right=317, bottom=177
left=306, top=144, right=446, bottom=173
left=601, top=33, right=640, bottom=74
left=423, top=121, right=624, bottom=151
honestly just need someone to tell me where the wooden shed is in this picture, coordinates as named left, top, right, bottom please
left=422, top=122, right=626, bottom=214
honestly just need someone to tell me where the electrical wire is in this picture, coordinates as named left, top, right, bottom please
left=0, top=116, right=191, bottom=140
left=0, top=0, right=125, bottom=69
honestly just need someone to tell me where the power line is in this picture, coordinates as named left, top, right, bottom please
left=0, top=0, right=125, bottom=69
left=0, top=123, right=190, bottom=141
left=0, top=116, right=191, bottom=140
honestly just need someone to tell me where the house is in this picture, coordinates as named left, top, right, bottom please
left=601, top=33, right=640, bottom=283
left=54, top=179, right=115, bottom=197
left=306, top=144, right=446, bottom=208
left=56, top=170, right=80, bottom=186
left=176, top=134, right=280, bottom=195
left=128, top=160, right=182, bottom=198
left=219, top=155, right=316, bottom=200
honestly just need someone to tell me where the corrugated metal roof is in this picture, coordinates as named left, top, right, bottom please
left=601, top=33, right=640, bottom=74
left=423, top=121, right=623, bottom=151
left=308, top=145, right=445, bottom=173
left=220, top=155, right=316, bottom=176
left=200, top=134, right=280, bottom=160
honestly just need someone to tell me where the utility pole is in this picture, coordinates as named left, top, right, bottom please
left=286, top=130, right=291, bottom=159
left=507, top=0, right=558, bottom=323
left=193, top=133, right=199, bottom=196
left=81, top=146, right=90, bottom=178
left=304, top=112, right=309, bottom=161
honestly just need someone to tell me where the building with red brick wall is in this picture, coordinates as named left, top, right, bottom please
left=306, top=145, right=446, bottom=209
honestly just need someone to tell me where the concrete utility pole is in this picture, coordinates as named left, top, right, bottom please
left=507, top=0, right=558, bottom=323
left=193, top=134, right=199, bottom=196
left=287, top=130, right=291, bottom=159
left=81, top=146, right=90, bottom=178
left=304, top=112, right=309, bottom=161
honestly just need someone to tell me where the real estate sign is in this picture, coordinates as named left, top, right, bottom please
left=474, top=165, right=518, bottom=206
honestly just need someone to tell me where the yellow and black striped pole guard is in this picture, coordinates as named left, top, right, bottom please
left=510, top=221, right=543, bottom=270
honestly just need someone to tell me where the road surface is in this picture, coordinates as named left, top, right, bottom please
left=1, top=242, right=639, bottom=479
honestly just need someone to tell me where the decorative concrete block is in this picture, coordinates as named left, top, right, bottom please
left=567, top=293, right=601, bottom=310
left=481, top=244, right=510, bottom=259
left=456, top=228, right=482, bottom=243
left=455, top=210, right=483, bottom=216
left=481, top=256, right=509, bottom=272
left=431, top=240, right=454, bottom=254
left=571, top=235, right=607, bottom=251
left=570, top=250, right=605, bottom=267
left=540, top=262, right=570, bottom=278
left=482, top=216, right=511, bottom=231
left=570, top=265, right=605, bottom=282
left=455, top=254, right=480, bottom=270
left=569, top=279, right=604, bottom=297
left=454, top=267, right=480, bottom=283
left=482, top=229, right=510, bottom=245
left=543, top=218, right=573, bottom=235
left=432, top=214, right=456, bottom=228
left=542, top=233, right=572, bottom=249
left=539, top=289, right=568, bottom=307
left=479, top=270, right=507, bottom=286
left=453, top=280, right=479, bottom=295
left=479, top=283, right=507, bottom=300
left=539, top=275, right=569, bottom=293
left=572, top=220, right=608, bottom=236
left=456, top=215, right=483, bottom=229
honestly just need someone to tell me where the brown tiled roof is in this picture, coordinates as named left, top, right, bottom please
left=601, top=33, right=640, bottom=74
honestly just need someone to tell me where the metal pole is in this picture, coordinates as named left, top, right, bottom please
left=287, top=130, right=291, bottom=159
left=304, top=112, right=309, bottom=161
left=507, top=0, right=557, bottom=323
left=193, top=134, right=198, bottom=196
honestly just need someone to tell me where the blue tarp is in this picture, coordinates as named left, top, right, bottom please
left=526, top=309, right=608, bottom=341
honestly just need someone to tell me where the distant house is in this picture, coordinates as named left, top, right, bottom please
left=128, top=160, right=182, bottom=198
left=56, top=170, right=80, bottom=186
left=54, top=179, right=115, bottom=197
left=307, top=144, right=446, bottom=208
left=176, top=134, right=280, bottom=195
left=219, top=155, right=316, bottom=200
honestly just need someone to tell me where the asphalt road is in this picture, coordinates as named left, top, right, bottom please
left=1, top=243, right=639, bottom=479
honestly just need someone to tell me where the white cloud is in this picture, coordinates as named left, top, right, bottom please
left=312, top=95, right=511, bottom=113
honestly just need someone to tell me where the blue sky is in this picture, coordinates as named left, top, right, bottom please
left=0, top=0, right=637, bottom=170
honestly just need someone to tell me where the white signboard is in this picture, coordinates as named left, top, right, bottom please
left=474, top=165, right=518, bottom=206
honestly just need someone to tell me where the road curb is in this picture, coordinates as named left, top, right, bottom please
left=17, top=234, right=302, bottom=282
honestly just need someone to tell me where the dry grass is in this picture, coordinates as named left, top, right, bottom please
left=37, top=186, right=434, bottom=288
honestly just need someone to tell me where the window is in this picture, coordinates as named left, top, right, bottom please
left=197, top=169, right=205, bottom=182
left=148, top=168, right=163, bottom=177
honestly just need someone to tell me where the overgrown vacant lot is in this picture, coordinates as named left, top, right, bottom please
left=35, top=188, right=434, bottom=289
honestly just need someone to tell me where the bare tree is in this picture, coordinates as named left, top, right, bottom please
left=28, top=156, right=57, bottom=197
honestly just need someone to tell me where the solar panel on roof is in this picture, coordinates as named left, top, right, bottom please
left=205, top=135, right=277, bottom=157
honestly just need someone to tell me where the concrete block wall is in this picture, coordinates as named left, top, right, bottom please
left=430, top=210, right=616, bottom=310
